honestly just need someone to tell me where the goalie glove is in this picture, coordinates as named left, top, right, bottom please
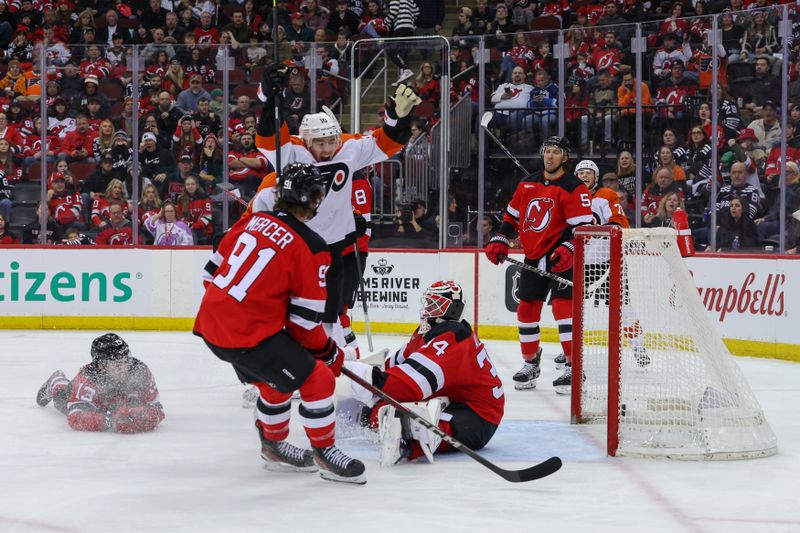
left=485, top=234, right=510, bottom=265
left=388, top=83, right=422, bottom=119
left=549, top=241, right=575, bottom=273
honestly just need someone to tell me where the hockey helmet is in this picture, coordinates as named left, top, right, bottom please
left=539, top=135, right=571, bottom=157
left=299, top=105, right=342, bottom=147
left=420, top=281, right=465, bottom=323
left=575, top=159, right=600, bottom=188
left=277, top=163, right=327, bottom=211
left=91, top=333, right=130, bottom=362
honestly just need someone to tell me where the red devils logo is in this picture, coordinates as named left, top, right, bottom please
left=522, top=198, right=554, bottom=232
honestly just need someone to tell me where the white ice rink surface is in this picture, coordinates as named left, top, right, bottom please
left=1, top=330, right=799, bottom=533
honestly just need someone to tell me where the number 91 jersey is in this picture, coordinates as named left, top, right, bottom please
left=193, top=211, right=331, bottom=351
left=503, top=172, right=593, bottom=260
left=383, top=321, right=504, bottom=426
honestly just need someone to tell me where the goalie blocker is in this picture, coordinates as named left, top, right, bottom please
left=345, top=281, right=505, bottom=464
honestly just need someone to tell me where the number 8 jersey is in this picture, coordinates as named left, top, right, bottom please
left=194, top=211, right=331, bottom=351
left=383, top=320, right=505, bottom=426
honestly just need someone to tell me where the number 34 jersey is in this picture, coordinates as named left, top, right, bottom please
left=193, top=211, right=331, bottom=352
left=383, top=320, right=505, bottom=425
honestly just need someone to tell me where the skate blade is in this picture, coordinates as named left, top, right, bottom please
left=261, top=460, right=318, bottom=474
left=318, top=470, right=367, bottom=485
left=513, top=380, right=537, bottom=391
left=553, top=385, right=571, bottom=396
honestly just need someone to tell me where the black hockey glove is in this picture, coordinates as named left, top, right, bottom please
left=354, top=212, right=368, bottom=238
left=259, top=64, right=289, bottom=102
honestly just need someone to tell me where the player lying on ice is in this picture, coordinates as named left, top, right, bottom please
left=344, top=281, right=506, bottom=466
left=194, top=163, right=367, bottom=485
left=36, top=333, right=165, bottom=433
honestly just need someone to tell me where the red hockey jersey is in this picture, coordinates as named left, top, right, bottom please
left=503, top=172, right=593, bottom=260
left=382, top=320, right=504, bottom=426
left=344, top=173, right=372, bottom=255
left=49, top=192, right=82, bottom=225
left=194, top=211, right=332, bottom=351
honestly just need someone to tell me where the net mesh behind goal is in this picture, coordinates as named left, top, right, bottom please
left=574, top=227, right=777, bottom=460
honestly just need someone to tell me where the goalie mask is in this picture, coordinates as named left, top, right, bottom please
left=299, top=105, right=342, bottom=148
left=420, top=281, right=465, bottom=333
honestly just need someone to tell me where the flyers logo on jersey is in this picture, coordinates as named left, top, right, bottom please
left=317, top=162, right=349, bottom=193
left=522, top=198, right=555, bottom=232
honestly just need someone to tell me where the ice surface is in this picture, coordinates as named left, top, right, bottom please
left=1, top=331, right=799, bottom=533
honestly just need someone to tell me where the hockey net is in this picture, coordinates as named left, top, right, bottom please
left=572, top=227, right=777, bottom=459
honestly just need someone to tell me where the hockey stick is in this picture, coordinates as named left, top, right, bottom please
left=216, top=182, right=249, bottom=208
left=479, top=111, right=529, bottom=176
left=352, top=247, right=374, bottom=352
left=503, top=256, right=574, bottom=287
left=341, top=367, right=563, bottom=482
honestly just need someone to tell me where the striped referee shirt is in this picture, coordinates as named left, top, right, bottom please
left=385, top=0, right=419, bottom=31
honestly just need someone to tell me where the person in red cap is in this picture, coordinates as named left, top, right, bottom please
left=47, top=172, right=84, bottom=231
left=286, top=11, right=314, bottom=42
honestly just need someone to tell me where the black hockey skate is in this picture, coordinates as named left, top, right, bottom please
left=512, top=347, right=542, bottom=390
left=260, top=439, right=318, bottom=473
left=313, top=445, right=367, bottom=485
left=554, top=353, right=566, bottom=370
left=553, top=364, right=572, bottom=395
left=36, top=370, right=67, bottom=407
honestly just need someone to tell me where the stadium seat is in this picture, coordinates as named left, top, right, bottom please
left=70, top=162, right=97, bottom=183
left=226, top=70, right=246, bottom=84
left=99, top=81, right=124, bottom=101
left=530, top=16, right=561, bottom=31
left=26, top=162, right=55, bottom=181
left=232, top=84, right=259, bottom=100
left=10, top=204, right=38, bottom=226
left=12, top=181, right=42, bottom=205
left=412, top=102, right=436, bottom=120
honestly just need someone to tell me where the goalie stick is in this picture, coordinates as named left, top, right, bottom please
left=479, top=111, right=529, bottom=176
left=341, top=367, right=563, bottom=482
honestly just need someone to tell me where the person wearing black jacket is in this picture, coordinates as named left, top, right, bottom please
left=716, top=197, right=760, bottom=250
left=329, top=0, right=361, bottom=37
left=22, top=203, right=62, bottom=244
left=139, top=132, right=176, bottom=196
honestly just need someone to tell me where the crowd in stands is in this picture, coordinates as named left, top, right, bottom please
left=0, top=0, right=799, bottom=253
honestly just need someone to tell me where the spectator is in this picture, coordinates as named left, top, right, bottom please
left=696, top=102, right=726, bottom=152
left=486, top=4, right=514, bottom=53
left=5, top=33, right=34, bottom=66
left=716, top=161, right=762, bottom=221
left=684, top=126, right=713, bottom=191
left=302, top=0, right=330, bottom=30
left=499, top=31, right=534, bottom=83
left=452, top=7, right=480, bottom=57
left=395, top=199, right=436, bottom=240
left=756, top=162, right=800, bottom=242
left=75, top=76, right=111, bottom=117
left=565, top=77, right=590, bottom=150
left=22, top=203, right=63, bottom=244
left=525, top=69, right=558, bottom=142
left=90, top=178, right=129, bottom=229
left=726, top=129, right=766, bottom=197
left=176, top=175, right=212, bottom=244
left=185, top=47, right=216, bottom=84
left=655, top=145, right=687, bottom=183
left=0, top=213, right=18, bottom=245
left=14, top=54, right=45, bottom=101
left=747, top=100, right=781, bottom=151
left=384, top=0, right=419, bottom=86
left=764, top=121, right=800, bottom=203
left=197, top=133, right=223, bottom=193
left=0, top=59, right=24, bottom=99
left=739, top=11, right=778, bottom=63
left=414, top=61, right=441, bottom=106
left=358, top=1, right=389, bottom=39
left=472, top=0, right=494, bottom=34
left=82, top=153, right=118, bottom=211
left=153, top=91, right=183, bottom=136
left=176, top=75, right=211, bottom=114
left=144, top=200, right=194, bottom=246
left=209, top=88, right=224, bottom=116
left=653, top=60, right=698, bottom=131
left=0, top=169, right=12, bottom=222
left=617, top=70, right=653, bottom=142
left=68, top=9, right=95, bottom=45
left=588, top=69, right=617, bottom=149
left=286, top=11, right=315, bottom=42
left=742, top=57, right=780, bottom=112
left=468, top=214, right=495, bottom=246
left=98, top=9, right=133, bottom=46
left=0, top=112, right=25, bottom=153
left=23, top=116, right=58, bottom=170
left=281, top=72, right=311, bottom=133
left=139, top=130, right=176, bottom=194
left=162, top=58, right=188, bottom=98
left=530, top=40, right=554, bottom=77
left=172, top=115, right=203, bottom=161
left=716, top=197, right=759, bottom=250
left=161, top=11, right=185, bottom=45
left=329, top=0, right=361, bottom=37
left=645, top=191, right=685, bottom=228
left=590, top=30, right=625, bottom=77
left=191, top=96, right=221, bottom=140
left=59, top=114, right=97, bottom=163
left=79, top=44, right=112, bottom=80
left=489, top=65, right=533, bottom=132
left=642, top=167, right=685, bottom=218
left=139, top=183, right=162, bottom=228
left=141, top=0, right=168, bottom=32
left=47, top=171, right=84, bottom=231
left=58, top=227, right=95, bottom=246
left=597, top=1, right=629, bottom=33
left=616, top=150, right=638, bottom=203
left=96, top=200, right=140, bottom=245
left=720, top=11, right=745, bottom=58
left=0, top=138, right=20, bottom=185
left=92, top=119, right=116, bottom=158
left=228, top=131, right=267, bottom=197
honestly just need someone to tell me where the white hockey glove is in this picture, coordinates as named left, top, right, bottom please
left=390, top=84, right=422, bottom=119
left=344, top=361, right=379, bottom=407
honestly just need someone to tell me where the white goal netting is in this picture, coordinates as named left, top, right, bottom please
left=576, top=228, right=777, bottom=459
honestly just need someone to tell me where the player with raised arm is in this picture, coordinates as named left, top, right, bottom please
left=194, top=163, right=366, bottom=485
left=485, top=136, right=594, bottom=394
left=345, top=281, right=505, bottom=466
left=255, top=64, right=420, bottom=350
left=575, top=160, right=649, bottom=366
left=36, top=333, right=165, bottom=433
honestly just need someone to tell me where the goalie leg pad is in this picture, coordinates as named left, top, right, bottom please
left=378, top=404, right=407, bottom=467
left=402, top=398, right=449, bottom=463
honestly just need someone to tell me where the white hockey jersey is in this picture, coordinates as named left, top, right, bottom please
left=256, top=121, right=404, bottom=244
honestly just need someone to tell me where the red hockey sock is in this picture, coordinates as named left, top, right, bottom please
left=517, top=299, right=544, bottom=361
left=297, top=360, right=336, bottom=448
left=409, top=418, right=454, bottom=460
left=551, top=298, right=573, bottom=363
left=254, top=384, right=293, bottom=442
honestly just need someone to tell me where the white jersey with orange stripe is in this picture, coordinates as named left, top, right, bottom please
left=256, top=121, right=405, bottom=244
